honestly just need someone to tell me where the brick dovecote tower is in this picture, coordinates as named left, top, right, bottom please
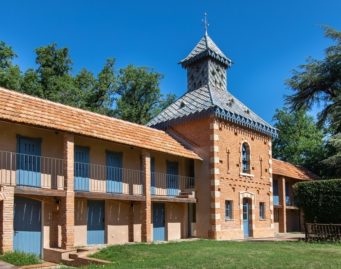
left=148, top=30, right=278, bottom=240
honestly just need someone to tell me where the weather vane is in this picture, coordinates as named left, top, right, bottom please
left=202, top=12, right=209, bottom=34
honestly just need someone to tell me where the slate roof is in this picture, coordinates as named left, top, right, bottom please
left=180, top=33, right=232, bottom=67
left=0, top=87, right=201, bottom=160
left=272, top=159, right=318, bottom=180
left=147, top=85, right=278, bottom=138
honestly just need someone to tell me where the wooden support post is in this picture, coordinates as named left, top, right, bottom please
left=278, top=177, right=287, bottom=233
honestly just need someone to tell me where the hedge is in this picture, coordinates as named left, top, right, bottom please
left=293, top=179, right=341, bottom=223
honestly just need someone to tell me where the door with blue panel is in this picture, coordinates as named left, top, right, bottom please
left=16, top=136, right=41, bottom=187
left=151, top=157, right=156, bottom=195
left=166, top=161, right=179, bottom=196
left=243, top=199, right=251, bottom=238
left=87, top=200, right=105, bottom=244
left=153, top=203, right=165, bottom=241
left=74, top=146, right=90, bottom=191
left=106, top=152, right=123, bottom=193
left=14, top=197, right=42, bottom=256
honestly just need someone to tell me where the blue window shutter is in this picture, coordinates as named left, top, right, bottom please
left=166, top=161, right=179, bottom=196
left=106, top=151, right=123, bottom=193
left=74, top=146, right=90, bottom=191
left=16, top=136, right=42, bottom=187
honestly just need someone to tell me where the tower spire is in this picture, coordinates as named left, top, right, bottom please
left=202, top=12, right=209, bottom=35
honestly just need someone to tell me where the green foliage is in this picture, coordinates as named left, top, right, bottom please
left=0, top=41, right=16, bottom=69
left=321, top=134, right=341, bottom=177
left=0, top=41, right=169, bottom=123
left=0, top=41, right=22, bottom=91
left=286, top=27, right=341, bottom=178
left=115, top=65, right=167, bottom=124
left=88, top=58, right=116, bottom=114
left=286, top=26, right=341, bottom=132
left=272, top=108, right=325, bottom=175
left=293, top=179, right=341, bottom=223
left=0, top=251, right=41, bottom=266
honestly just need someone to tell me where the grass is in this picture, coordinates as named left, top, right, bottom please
left=85, top=240, right=341, bottom=269
left=0, top=251, right=41, bottom=266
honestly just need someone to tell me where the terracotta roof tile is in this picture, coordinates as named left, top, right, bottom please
left=272, top=159, right=318, bottom=180
left=0, top=87, right=201, bottom=160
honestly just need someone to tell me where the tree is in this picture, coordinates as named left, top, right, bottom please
left=286, top=27, right=341, bottom=131
left=0, top=41, right=21, bottom=91
left=75, top=59, right=116, bottom=114
left=34, top=43, right=82, bottom=104
left=115, top=65, right=164, bottom=124
left=0, top=40, right=173, bottom=124
left=272, top=108, right=325, bottom=175
left=286, top=26, right=341, bottom=177
left=88, top=58, right=116, bottom=114
left=321, top=133, right=341, bottom=177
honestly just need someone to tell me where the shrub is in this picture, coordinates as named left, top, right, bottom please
left=293, top=179, right=341, bottom=223
left=0, top=251, right=41, bottom=266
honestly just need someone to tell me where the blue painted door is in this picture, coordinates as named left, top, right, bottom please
left=14, top=197, right=41, bottom=256
left=243, top=200, right=250, bottom=238
left=87, top=200, right=105, bottom=244
left=153, top=203, right=165, bottom=241
left=16, top=136, right=41, bottom=187
left=106, top=152, right=123, bottom=193
left=74, top=146, right=90, bottom=191
left=166, top=161, right=179, bottom=196
left=151, top=158, right=156, bottom=195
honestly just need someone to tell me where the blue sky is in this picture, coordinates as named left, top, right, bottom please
left=1, top=0, right=341, bottom=123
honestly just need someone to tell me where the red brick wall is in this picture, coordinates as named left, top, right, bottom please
left=171, top=116, right=274, bottom=239
left=214, top=119, right=274, bottom=239
left=171, top=116, right=213, bottom=238
left=0, top=186, right=14, bottom=253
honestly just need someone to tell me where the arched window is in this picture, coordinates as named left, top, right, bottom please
left=242, top=143, right=250, bottom=173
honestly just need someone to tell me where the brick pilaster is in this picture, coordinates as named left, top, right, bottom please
left=0, top=186, right=14, bottom=253
left=278, top=177, right=287, bottom=233
left=141, top=150, right=151, bottom=242
left=209, top=118, right=221, bottom=239
left=128, top=202, right=134, bottom=242
left=61, top=133, right=75, bottom=249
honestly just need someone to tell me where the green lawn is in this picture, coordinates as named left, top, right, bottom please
left=86, top=240, right=341, bottom=269
left=0, top=251, right=41, bottom=266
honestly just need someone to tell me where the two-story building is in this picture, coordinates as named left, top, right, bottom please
left=0, top=31, right=314, bottom=260
left=0, top=88, right=201, bottom=257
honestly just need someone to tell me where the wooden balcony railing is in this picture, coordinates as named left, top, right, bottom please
left=0, top=151, right=195, bottom=198
left=151, top=171, right=195, bottom=197
left=0, top=151, right=64, bottom=189
left=74, top=162, right=144, bottom=195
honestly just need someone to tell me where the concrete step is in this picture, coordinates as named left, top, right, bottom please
left=60, top=257, right=76, bottom=267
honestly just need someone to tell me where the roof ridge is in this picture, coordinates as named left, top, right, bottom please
left=0, top=87, right=168, bottom=135
left=204, top=32, right=209, bottom=48
left=207, top=84, right=216, bottom=107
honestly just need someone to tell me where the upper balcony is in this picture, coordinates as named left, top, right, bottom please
left=0, top=150, right=195, bottom=200
left=0, top=151, right=65, bottom=196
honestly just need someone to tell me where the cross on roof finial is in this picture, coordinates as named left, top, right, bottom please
left=203, top=12, right=209, bottom=35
